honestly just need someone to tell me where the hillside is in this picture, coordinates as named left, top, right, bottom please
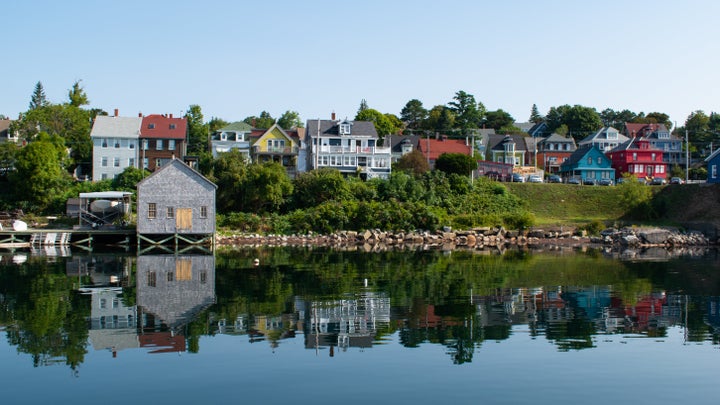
left=505, top=182, right=720, bottom=229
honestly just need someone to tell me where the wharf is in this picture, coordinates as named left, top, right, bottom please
left=0, top=228, right=135, bottom=250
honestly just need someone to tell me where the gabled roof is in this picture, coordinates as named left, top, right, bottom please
left=487, top=134, right=529, bottom=151
left=137, top=158, right=217, bottom=190
left=561, top=144, right=606, bottom=168
left=527, top=122, right=549, bottom=137
left=514, top=122, right=534, bottom=132
left=608, top=137, right=663, bottom=153
left=579, top=126, right=627, bottom=144
left=624, top=122, right=670, bottom=138
left=141, top=114, right=187, bottom=140
left=705, top=148, right=720, bottom=163
left=217, top=121, right=253, bottom=132
left=417, top=137, right=472, bottom=160
left=539, top=133, right=576, bottom=145
left=249, top=123, right=297, bottom=146
left=90, top=116, right=142, bottom=138
left=305, top=119, right=378, bottom=138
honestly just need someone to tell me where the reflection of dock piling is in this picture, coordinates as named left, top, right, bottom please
left=1, top=229, right=135, bottom=250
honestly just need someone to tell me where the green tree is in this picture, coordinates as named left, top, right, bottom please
left=10, top=136, right=71, bottom=211
left=545, top=104, right=602, bottom=141
left=484, top=109, right=515, bottom=131
left=67, top=80, right=89, bottom=107
left=355, top=108, right=398, bottom=141
left=185, top=105, right=208, bottom=155
left=400, top=99, right=428, bottom=131
left=600, top=108, right=637, bottom=129
left=435, top=153, right=477, bottom=176
left=423, top=105, right=456, bottom=133
left=29, top=81, right=48, bottom=110
left=0, top=142, right=19, bottom=181
left=529, top=104, right=543, bottom=124
left=207, top=117, right=229, bottom=133
left=241, top=162, right=293, bottom=213
left=633, top=112, right=672, bottom=130
left=209, top=149, right=249, bottom=212
left=290, top=168, right=351, bottom=209
left=685, top=110, right=711, bottom=143
left=394, top=148, right=430, bottom=177
left=448, top=90, right=485, bottom=135
left=277, top=110, right=303, bottom=130
left=358, top=99, right=369, bottom=114
left=244, top=111, right=276, bottom=129
left=111, top=166, right=149, bottom=191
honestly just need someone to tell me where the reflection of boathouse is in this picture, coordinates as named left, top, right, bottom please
left=136, top=159, right=217, bottom=248
left=136, top=255, right=216, bottom=332
left=300, top=293, right=391, bottom=351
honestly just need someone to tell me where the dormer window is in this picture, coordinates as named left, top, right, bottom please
left=339, top=122, right=351, bottom=135
left=658, top=132, right=670, bottom=139
left=169, top=123, right=176, bottom=130
left=148, top=123, right=155, bottom=129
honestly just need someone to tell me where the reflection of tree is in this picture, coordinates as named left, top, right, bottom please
left=0, top=260, right=90, bottom=372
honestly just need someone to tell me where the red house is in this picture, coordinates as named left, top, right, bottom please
left=416, top=135, right=473, bottom=169
left=140, top=114, right=188, bottom=172
left=607, top=136, right=667, bottom=181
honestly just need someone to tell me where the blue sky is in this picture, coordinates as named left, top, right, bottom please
left=4, top=0, right=718, bottom=128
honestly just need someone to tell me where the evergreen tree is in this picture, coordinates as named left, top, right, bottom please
left=29, top=81, right=48, bottom=110
left=530, top=104, right=543, bottom=124
left=358, top=99, right=369, bottom=114
left=67, top=80, right=89, bottom=107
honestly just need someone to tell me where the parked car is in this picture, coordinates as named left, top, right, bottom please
left=547, top=175, right=562, bottom=183
left=670, top=177, right=684, bottom=184
left=597, top=178, right=613, bottom=186
left=582, top=178, right=596, bottom=186
left=567, top=177, right=581, bottom=185
left=511, top=173, right=525, bottom=182
left=528, top=175, right=543, bottom=183
left=651, top=177, right=666, bottom=185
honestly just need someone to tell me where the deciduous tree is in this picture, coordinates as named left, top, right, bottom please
left=394, top=148, right=430, bottom=177
left=435, top=153, right=477, bottom=176
left=400, top=99, right=428, bottom=130
left=277, top=110, right=303, bottom=130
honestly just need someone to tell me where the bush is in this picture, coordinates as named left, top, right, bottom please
left=502, top=211, right=535, bottom=231
left=582, top=220, right=605, bottom=236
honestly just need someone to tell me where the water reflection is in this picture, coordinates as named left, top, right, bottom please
left=1, top=247, right=720, bottom=371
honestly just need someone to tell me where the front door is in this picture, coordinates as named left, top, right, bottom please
left=176, top=208, right=192, bottom=231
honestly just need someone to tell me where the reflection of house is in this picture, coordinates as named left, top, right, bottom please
left=305, top=114, right=392, bottom=180
left=90, top=110, right=141, bottom=181
left=80, top=288, right=139, bottom=356
left=139, top=114, right=188, bottom=172
left=67, top=255, right=132, bottom=287
left=136, top=159, right=217, bottom=246
left=136, top=255, right=215, bottom=331
left=302, top=293, right=390, bottom=351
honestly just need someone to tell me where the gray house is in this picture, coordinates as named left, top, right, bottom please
left=136, top=158, right=217, bottom=247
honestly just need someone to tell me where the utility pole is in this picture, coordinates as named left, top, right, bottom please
left=686, top=129, right=689, bottom=184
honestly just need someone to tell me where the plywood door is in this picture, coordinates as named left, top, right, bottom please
left=176, top=208, right=192, bottom=231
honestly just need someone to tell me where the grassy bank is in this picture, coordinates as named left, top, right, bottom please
left=506, top=183, right=637, bottom=227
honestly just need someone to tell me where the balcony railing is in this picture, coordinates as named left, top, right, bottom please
left=317, top=145, right=391, bottom=154
left=253, top=145, right=298, bottom=155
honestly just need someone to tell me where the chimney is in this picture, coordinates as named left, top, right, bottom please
left=169, top=113, right=173, bottom=119
left=114, top=108, right=119, bottom=117
left=138, top=112, right=143, bottom=117
left=331, top=112, right=336, bottom=120
left=252, top=118, right=256, bottom=128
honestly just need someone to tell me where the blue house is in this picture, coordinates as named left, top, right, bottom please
left=559, top=145, right=615, bottom=183
left=705, top=148, right=720, bottom=183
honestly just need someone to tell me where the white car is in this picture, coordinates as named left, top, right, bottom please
left=528, top=175, right=543, bottom=183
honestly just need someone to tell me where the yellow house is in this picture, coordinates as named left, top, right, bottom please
left=250, top=123, right=303, bottom=178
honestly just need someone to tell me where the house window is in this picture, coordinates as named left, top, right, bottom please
left=587, top=157, right=592, bottom=165
left=651, top=153, right=656, bottom=161
left=100, top=298, right=107, bottom=309
left=114, top=140, right=120, bottom=148
left=129, top=142, right=135, bottom=149
left=713, top=165, right=717, bottom=178
left=148, top=123, right=155, bottom=129
left=156, top=140, right=163, bottom=150
left=129, top=158, right=135, bottom=167
left=597, top=157, right=602, bottom=165
left=657, top=165, right=665, bottom=173
left=142, top=140, right=148, bottom=150
left=339, top=123, right=351, bottom=134
left=167, top=272, right=174, bottom=282
left=143, top=158, right=149, bottom=169
left=169, top=123, right=176, bottom=129
left=101, top=139, right=108, bottom=148
left=200, top=206, right=208, bottom=218
left=148, top=203, right=157, bottom=219
left=101, top=156, right=108, bottom=167
left=114, top=157, right=120, bottom=167
left=101, top=173, right=108, bottom=180
left=167, top=206, right=174, bottom=219
left=632, top=153, right=637, bottom=161
left=156, top=158, right=162, bottom=168
left=168, top=139, right=175, bottom=150
left=147, top=271, right=156, bottom=287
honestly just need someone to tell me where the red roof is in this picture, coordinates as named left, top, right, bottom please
left=417, top=137, right=472, bottom=161
left=141, top=114, right=187, bottom=139
left=625, top=123, right=662, bottom=137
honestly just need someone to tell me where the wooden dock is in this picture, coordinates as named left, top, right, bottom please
left=0, top=228, right=135, bottom=250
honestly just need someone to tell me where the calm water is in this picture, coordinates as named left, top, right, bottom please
left=1, top=245, right=719, bottom=404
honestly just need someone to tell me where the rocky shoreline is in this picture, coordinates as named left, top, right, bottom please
left=216, top=225, right=715, bottom=251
